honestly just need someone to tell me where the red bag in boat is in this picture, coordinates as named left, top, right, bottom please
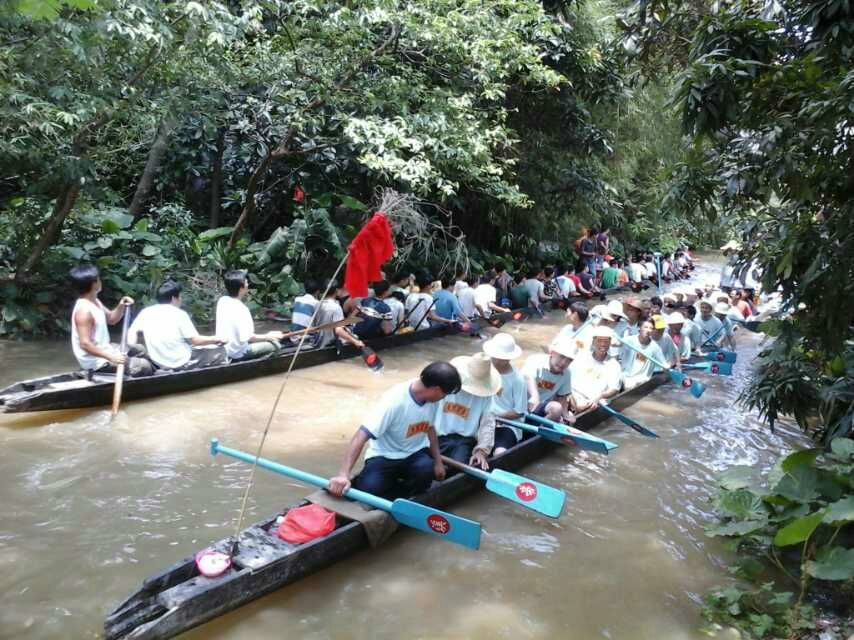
left=276, top=504, right=336, bottom=543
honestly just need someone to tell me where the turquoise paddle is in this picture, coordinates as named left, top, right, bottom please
left=703, top=350, right=737, bottom=364
left=620, top=338, right=706, bottom=398
left=498, top=416, right=618, bottom=455
left=684, top=361, right=733, bottom=376
left=441, top=456, right=566, bottom=518
left=211, top=439, right=482, bottom=550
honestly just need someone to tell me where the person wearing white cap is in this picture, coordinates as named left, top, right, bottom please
left=483, top=333, right=529, bottom=455
left=606, top=299, right=628, bottom=336
left=522, top=336, right=576, bottom=423
left=552, top=302, right=593, bottom=353
left=620, top=319, right=667, bottom=389
left=696, top=300, right=724, bottom=348
left=650, top=314, right=681, bottom=371
left=666, top=312, right=692, bottom=361
left=568, top=326, right=622, bottom=411
left=435, top=353, right=502, bottom=470
left=714, top=302, right=737, bottom=350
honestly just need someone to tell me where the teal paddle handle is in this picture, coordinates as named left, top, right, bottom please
left=702, top=322, right=726, bottom=347
left=210, top=439, right=393, bottom=512
left=620, top=338, right=668, bottom=371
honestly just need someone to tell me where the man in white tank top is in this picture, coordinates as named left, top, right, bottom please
left=69, top=265, right=152, bottom=376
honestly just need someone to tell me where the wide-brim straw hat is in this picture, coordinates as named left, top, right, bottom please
left=607, top=299, right=627, bottom=318
left=450, top=353, right=501, bottom=397
left=591, top=326, right=617, bottom=343
left=482, top=332, right=522, bottom=360
left=714, top=302, right=732, bottom=315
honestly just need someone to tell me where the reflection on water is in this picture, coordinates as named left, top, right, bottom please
left=0, top=261, right=808, bottom=640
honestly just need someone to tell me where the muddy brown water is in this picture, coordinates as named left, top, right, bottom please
left=0, top=259, right=807, bottom=640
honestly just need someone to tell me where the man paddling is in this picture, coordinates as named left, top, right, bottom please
left=128, top=280, right=226, bottom=370
left=435, top=353, right=502, bottom=470
left=522, top=336, right=577, bottom=423
left=216, top=270, right=285, bottom=361
left=622, top=297, right=643, bottom=336
left=327, top=362, right=462, bottom=499
left=696, top=300, right=724, bottom=347
left=620, top=319, right=667, bottom=389
left=665, top=312, right=692, bottom=362
left=650, top=314, right=681, bottom=371
left=483, top=333, right=528, bottom=455
left=552, top=302, right=592, bottom=353
left=569, top=327, right=622, bottom=411
left=69, top=265, right=152, bottom=377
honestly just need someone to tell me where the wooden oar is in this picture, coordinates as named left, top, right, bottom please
left=211, top=439, right=481, bottom=550
left=441, top=456, right=565, bottom=518
left=620, top=338, right=706, bottom=398
left=703, top=350, right=737, bottom=364
left=110, top=302, right=132, bottom=419
left=497, top=416, right=618, bottom=455
left=278, top=316, right=358, bottom=340
left=684, top=361, right=733, bottom=376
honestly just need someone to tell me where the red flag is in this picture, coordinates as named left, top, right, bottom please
left=344, top=212, right=395, bottom=298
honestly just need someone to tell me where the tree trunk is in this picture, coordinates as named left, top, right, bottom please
left=209, top=129, right=225, bottom=228
left=129, top=115, right=177, bottom=221
left=14, top=181, right=81, bottom=284
left=226, top=150, right=273, bottom=249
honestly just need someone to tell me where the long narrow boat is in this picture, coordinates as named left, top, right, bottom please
left=103, top=373, right=669, bottom=640
left=0, top=283, right=647, bottom=414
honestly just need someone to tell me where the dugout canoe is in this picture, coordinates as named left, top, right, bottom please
left=103, top=373, right=670, bottom=640
left=0, top=282, right=653, bottom=414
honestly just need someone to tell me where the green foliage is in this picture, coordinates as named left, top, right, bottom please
left=702, top=440, right=854, bottom=637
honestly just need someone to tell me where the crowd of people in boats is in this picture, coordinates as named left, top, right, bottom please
left=67, top=238, right=780, bottom=501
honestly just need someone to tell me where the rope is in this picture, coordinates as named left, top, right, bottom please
left=229, top=253, right=349, bottom=556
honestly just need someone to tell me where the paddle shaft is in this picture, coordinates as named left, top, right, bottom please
left=110, top=303, right=132, bottom=417
left=701, top=321, right=726, bottom=347
left=441, top=455, right=490, bottom=482
left=279, top=317, right=357, bottom=340
left=391, top=297, right=422, bottom=334
left=211, top=439, right=391, bottom=512
left=413, top=298, right=438, bottom=331
left=619, top=335, right=669, bottom=371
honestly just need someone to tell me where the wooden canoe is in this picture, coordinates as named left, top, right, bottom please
left=103, top=373, right=670, bottom=640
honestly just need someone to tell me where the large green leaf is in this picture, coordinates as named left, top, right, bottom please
left=773, top=510, right=825, bottom=547
left=99, top=211, right=134, bottom=233
left=198, top=226, right=234, bottom=242
left=781, top=449, right=819, bottom=472
left=715, top=489, right=768, bottom=520
left=707, top=519, right=768, bottom=538
left=830, top=438, right=854, bottom=461
left=805, top=546, right=854, bottom=581
left=822, top=496, right=854, bottom=524
left=717, top=465, right=758, bottom=490
left=773, top=465, right=819, bottom=504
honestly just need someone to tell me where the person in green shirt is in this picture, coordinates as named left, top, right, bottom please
left=509, top=273, right=530, bottom=309
left=600, top=262, right=620, bottom=290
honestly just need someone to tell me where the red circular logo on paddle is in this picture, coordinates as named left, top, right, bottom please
left=716, top=353, right=725, bottom=361
left=682, top=378, right=692, bottom=388
left=515, top=482, right=538, bottom=502
left=711, top=364, right=720, bottom=374
left=366, top=354, right=377, bottom=364
left=427, top=514, right=450, bottom=535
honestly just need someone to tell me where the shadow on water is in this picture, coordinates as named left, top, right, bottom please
left=0, top=260, right=810, bottom=640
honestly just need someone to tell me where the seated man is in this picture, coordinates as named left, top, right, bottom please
left=216, top=270, right=284, bottom=361
left=484, top=333, right=528, bottom=455
left=620, top=319, right=667, bottom=389
left=523, top=269, right=548, bottom=312
left=432, top=277, right=472, bottom=326
left=714, top=302, right=738, bottom=351
left=327, top=362, right=461, bottom=499
left=509, top=273, right=531, bottom=309
left=457, top=275, right=479, bottom=319
left=435, top=353, right=501, bottom=470
left=553, top=302, right=592, bottom=353
left=69, top=265, right=152, bottom=377
left=696, top=300, right=725, bottom=348
left=599, top=261, right=620, bottom=290
left=351, top=280, right=395, bottom=339
left=665, top=312, right=692, bottom=361
left=128, top=280, right=225, bottom=370
left=522, top=336, right=577, bottom=423
left=405, top=272, right=442, bottom=331
left=555, top=265, right=578, bottom=299
left=473, top=273, right=510, bottom=318
left=650, top=314, right=681, bottom=371
left=569, top=327, right=622, bottom=411
left=621, top=297, right=644, bottom=336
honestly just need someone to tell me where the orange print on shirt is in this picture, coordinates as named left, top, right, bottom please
left=443, top=402, right=471, bottom=419
left=405, top=421, right=431, bottom=437
left=637, top=354, right=647, bottom=363
left=537, top=379, right=556, bottom=391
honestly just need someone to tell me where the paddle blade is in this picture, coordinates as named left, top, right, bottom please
left=390, top=499, right=481, bottom=550
left=705, top=351, right=737, bottom=364
left=708, top=361, right=733, bottom=376
left=362, top=347, right=383, bottom=371
left=669, top=369, right=704, bottom=397
left=486, top=469, right=566, bottom=518
left=690, top=379, right=707, bottom=397
left=522, top=415, right=618, bottom=454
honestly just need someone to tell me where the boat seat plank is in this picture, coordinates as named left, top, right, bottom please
left=231, top=525, right=301, bottom=571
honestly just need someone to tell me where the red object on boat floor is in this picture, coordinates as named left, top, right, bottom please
left=277, top=504, right=336, bottom=543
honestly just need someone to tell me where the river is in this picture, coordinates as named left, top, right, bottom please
left=0, top=259, right=807, bottom=640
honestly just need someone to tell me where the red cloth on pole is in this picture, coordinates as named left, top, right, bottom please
left=344, top=212, right=395, bottom=298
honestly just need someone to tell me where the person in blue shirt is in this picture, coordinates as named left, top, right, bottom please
left=432, top=277, right=472, bottom=326
left=352, top=280, right=394, bottom=339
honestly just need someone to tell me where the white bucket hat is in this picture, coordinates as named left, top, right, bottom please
left=591, top=326, right=617, bottom=342
left=714, top=302, right=731, bottom=315
left=549, top=336, right=578, bottom=359
left=450, top=353, right=501, bottom=397
left=666, top=312, right=686, bottom=325
left=482, top=332, right=522, bottom=361
left=607, top=299, right=627, bottom=319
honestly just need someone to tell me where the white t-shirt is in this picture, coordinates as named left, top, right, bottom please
left=71, top=298, right=115, bottom=370
left=215, top=296, right=255, bottom=359
left=473, top=284, right=497, bottom=317
left=315, top=299, right=344, bottom=347
left=405, top=292, right=434, bottom=331
left=524, top=278, right=544, bottom=305
left=453, top=280, right=469, bottom=296
left=555, top=275, right=577, bottom=297
left=435, top=390, right=493, bottom=439
left=386, top=296, right=405, bottom=329
left=522, top=353, right=571, bottom=404
left=363, top=381, right=438, bottom=460
left=129, top=304, right=199, bottom=369
left=569, top=354, right=622, bottom=404
left=493, top=368, right=528, bottom=440
left=695, top=315, right=724, bottom=344
left=620, top=335, right=665, bottom=388
left=457, top=286, right=477, bottom=318
left=553, top=322, right=593, bottom=354
left=654, top=333, right=679, bottom=369
left=291, top=293, right=318, bottom=329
